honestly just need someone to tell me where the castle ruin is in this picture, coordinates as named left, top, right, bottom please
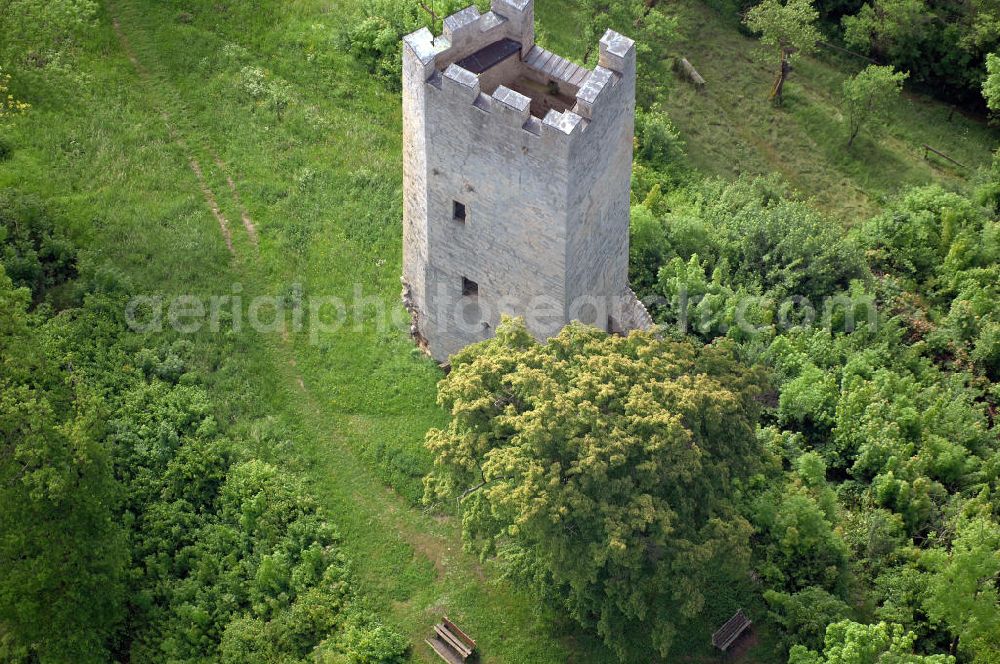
left=402, top=0, right=652, bottom=362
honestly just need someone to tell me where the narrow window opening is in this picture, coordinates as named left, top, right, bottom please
left=462, top=277, right=479, bottom=298
left=453, top=200, right=467, bottom=222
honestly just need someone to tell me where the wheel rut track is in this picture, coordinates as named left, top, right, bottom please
left=110, top=11, right=256, bottom=256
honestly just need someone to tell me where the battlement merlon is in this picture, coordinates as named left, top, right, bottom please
left=490, top=0, right=534, bottom=54
left=402, top=4, right=633, bottom=140
left=402, top=0, right=533, bottom=78
left=437, top=62, right=584, bottom=141
left=598, top=29, right=636, bottom=75
left=576, top=30, right=635, bottom=120
left=439, top=0, right=533, bottom=57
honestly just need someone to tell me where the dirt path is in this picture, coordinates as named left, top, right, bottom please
left=111, top=12, right=253, bottom=256
left=108, top=9, right=462, bottom=657
left=107, top=3, right=458, bottom=591
left=111, top=17, right=235, bottom=254
left=213, top=153, right=259, bottom=246
left=188, top=157, right=235, bottom=253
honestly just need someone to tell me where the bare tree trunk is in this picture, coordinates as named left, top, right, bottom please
left=419, top=1, right=439, bottom=35
left=770, top=55, right=790, bottom=103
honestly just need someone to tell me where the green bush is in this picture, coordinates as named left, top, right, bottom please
left=345, top=0, right=474, bottom=89
left=764, top=586, right=852, bottom=653
left=0, top=226, right=409, bottom=661
left=339, top=612, right=409, bottom=664
left=856, top=185, right=993, bottom=287
left=635, top=106, right=687, bottom=176
left=0, top=189, right=77, bottom=304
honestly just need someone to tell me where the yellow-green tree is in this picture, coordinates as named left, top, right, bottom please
left=744, top=0, right=821, bottom=103
left=789, top=620, right=955, bottom=663
left=423, top=318, right=765, bottom=661
left=985, top=53, right=1000, bottom=114
left=923, top=517, right=1000, bottom=662
left=842, top=64, right=908, bottom=148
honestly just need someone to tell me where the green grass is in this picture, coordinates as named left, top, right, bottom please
left=537, top=0, right=997, bottom=222
left=2, top=0, right=995, bottom=661
left=658, top=1, right=998, bottom=221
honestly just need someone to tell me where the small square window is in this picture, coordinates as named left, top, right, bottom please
left=462, top=277, right=478, bottom=297
left=453, top=201, right=467, bottom=222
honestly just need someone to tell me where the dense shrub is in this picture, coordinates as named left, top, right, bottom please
left=0, top=189, right=77, bottom=304
left=345, top=0, right=474, bottom=89
left=789, top=620, right=956, bottom=663
left=764, top=586, right=852, bottom=653
left=0, top=265, right=124, bottom=664
left=337, top=612, right=410, bottom=664
left=630, top=176, right=868, bottom=341
left=0, top=198, right=408, bottom=663
left=634, top=106, right=687, bottom=178
left=752, top=458, right=850, bottom=593
left=840, top=0, right=999, bottom=108
left=110, top=366, right=407, bottom=663
left=587, top=139, right=999, bottom=658
left=856, top=185, right=995, bottom=287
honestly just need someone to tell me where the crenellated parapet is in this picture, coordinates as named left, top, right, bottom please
left=403, top=0, right=533, bottom=79
left=404, top=1, right=634, bottom=146
left=429, top=62, right=583, bottom=140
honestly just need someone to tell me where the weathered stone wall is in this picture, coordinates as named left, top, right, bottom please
left=401, top=29, right=432, bottom=332
left=565, top=32, right=636, bottom=330
left=477, top=54, right=522, bottom=95
left=420, top=67, right=573, bottom=357
left=403, top=0, right=644, bottom=362
left=618, top=287, right=655, bottom=331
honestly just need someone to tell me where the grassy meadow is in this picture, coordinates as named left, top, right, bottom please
left=2, top=0, right=996, bottom=661
left=536, top=0, right=997, bottom=222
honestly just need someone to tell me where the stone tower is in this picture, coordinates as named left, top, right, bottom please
left=402, top=0, right=651, bottom=362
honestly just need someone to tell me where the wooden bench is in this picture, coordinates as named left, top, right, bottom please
left=712, top=610, right=752, bottom=651
left=426, top=617, right=477, bottom=663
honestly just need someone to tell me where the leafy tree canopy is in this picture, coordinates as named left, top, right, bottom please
left=788, top=620, right=955, bottom=663
left=744, top=0, right=821, bottom=100
left=986, top=53, right=1000, bottom=113
left=843, top=0, right=999, bottom=106
left=745, top=0, right=822, bottom=59
left=842, top=65, right=908, bottom=148
left=423, top=317, right=766, bottom=660
left=923, top=516, right=1000, bottom=663
left=0, top=189, right=78, bottom=305
left=765, top=585, right=852, bottom=653
left=0, top=265, right=123, bottom=662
